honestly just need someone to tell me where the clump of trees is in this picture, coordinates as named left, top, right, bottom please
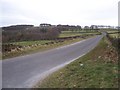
left=57, top=24, right=82, bottom=32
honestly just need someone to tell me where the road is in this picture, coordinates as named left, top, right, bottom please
left=2, top=34, right=104, bottom=88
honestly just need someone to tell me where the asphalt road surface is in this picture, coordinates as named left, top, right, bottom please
left=2, top=34, right=104, bottom=88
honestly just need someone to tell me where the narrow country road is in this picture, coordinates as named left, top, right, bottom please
left=2, top=34, right=104, bottom=88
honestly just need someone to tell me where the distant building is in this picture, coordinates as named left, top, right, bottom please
left=97, top=25, right=115, bottom=29
left=115, top=26, right=120, bottom=30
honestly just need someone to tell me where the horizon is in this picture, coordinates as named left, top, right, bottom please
left=1, top=23, right=119, bottom=28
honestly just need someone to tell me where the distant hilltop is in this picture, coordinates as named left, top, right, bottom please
left=2, top=24, right=34, bottom=30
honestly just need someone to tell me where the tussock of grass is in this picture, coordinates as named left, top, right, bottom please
left=37, top=37, right=118, bottom=88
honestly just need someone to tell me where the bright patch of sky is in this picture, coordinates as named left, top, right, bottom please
left=0, top=0, right=119, bottom=27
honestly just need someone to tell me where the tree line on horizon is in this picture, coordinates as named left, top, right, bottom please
left=2, top=24, right=101, bottom=43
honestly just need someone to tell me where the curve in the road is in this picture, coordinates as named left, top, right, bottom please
left=2, top=35, right=103, bottom=88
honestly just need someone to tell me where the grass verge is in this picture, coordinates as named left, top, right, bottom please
left=36, top=37, right=118, bottom=88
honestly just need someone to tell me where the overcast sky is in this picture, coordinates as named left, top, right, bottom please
left=0, top=0, right=119, bottom=27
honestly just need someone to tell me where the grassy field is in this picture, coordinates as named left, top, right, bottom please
left=109, top=34, right=119, bottom=38
left=107, top=30, right=119, bottom=39
left=59, top=33, right=81, bottom=38
left=59, top=31, right=100, bottom=38
left=102, top=29, right=120, bottom=39
left=10, top=40, right=53, bottom=46
left=106, top=30, right=119, bottom=34
left=36, top=37, right=118, bottom=88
